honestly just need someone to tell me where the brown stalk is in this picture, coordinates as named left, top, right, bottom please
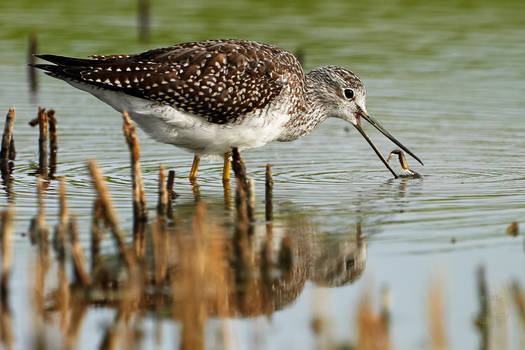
left=265, top=163, right=273, bottom=222
left=122, top=111, right=147, bottom=257
left=122, top=111, right=147, bottom=223
left=0, top=109, right=15, bottom=163
left=86, top=160, right=135, bottom=269
left=166, top=169, right=175, bottom=217
left=157, top=164, right=168, bottom=216
left=47, top=109, right=57, bottom=177
left=69, top=215, right=92, bottom=287
left=37, top=108, right=48, bottom=177
left=232, top=148, right=251, bottom=223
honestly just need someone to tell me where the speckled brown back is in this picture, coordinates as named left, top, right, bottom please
left=43, top=40, right=305, bottom=124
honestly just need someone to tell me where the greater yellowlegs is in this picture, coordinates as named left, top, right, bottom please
left=34, top=39, right=422, bottom=180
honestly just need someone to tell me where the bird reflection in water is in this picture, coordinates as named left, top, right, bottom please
left=41, top=202, right=366, bottom=349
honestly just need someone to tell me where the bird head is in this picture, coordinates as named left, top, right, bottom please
left=308, top=66, right=423, bottom=177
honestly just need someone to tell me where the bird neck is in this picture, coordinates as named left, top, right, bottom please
left=278, top=71, right=329, bottom=141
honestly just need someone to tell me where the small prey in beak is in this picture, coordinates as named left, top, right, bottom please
left=353, top=111, right=423, bottom=178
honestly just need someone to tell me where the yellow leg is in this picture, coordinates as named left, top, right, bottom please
left=189, top=155, right=200, bottom=181
left=222, top=152, right=232, bottom=181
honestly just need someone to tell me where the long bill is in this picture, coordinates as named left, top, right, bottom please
left=353, top=122, right=399, bottom=178
left=360, top=112, right=423, bottom=166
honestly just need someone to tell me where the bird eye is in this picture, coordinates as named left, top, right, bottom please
left=343, top=88, right=355, bottom=99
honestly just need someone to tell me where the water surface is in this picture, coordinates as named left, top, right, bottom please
left=0, top=0, right=524, bottom=349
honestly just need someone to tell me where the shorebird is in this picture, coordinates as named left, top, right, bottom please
left=34, top=39, right=422, bottom=180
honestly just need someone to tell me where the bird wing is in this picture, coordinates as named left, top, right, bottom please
left=36, top=40, right=302, bottom=124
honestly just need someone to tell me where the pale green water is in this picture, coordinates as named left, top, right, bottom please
left=1, top=0, right=525, bottom=349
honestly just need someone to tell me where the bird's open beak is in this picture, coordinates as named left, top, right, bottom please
left=353, top=112, right=423, bottom=178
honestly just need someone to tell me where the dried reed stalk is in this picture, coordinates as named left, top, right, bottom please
left=166, top=170, right=175, bottom=217
left=122, top=111, right=147, bottom=223
left=37, top=108, right=48, bottom=177
left=69, top=215, right=92, bottom=287
left=157, top=164, right=168, bottom=216
left=0, top=109, right=15, bottom=163
left=86, top=160, right=135, bottom=269
left=47, top=109, right=57, bottom=176
left=232, top=148, right=250, bottom=223
left=265, top=164, right=273, bottom=221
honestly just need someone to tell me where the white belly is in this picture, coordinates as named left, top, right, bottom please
left=67, top=79, right=292, bottom=157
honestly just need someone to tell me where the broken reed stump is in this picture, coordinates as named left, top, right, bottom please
left=0, top=110, right=16, bottom=202
left=29, top=108, right=49, bottom=177
left=29, top=108, right=57, bottom=178
left=231, top=147, right=254, bottom=223
left=0, top=113, right=15, bottom=203
left=137, top=0, right=151, bottom=43
left=265, top=164, right=273, bottom=222
left=28, top=32, right=38, bottom=94
left=37, top=108, right=48, bottom=177
left=48, top=109, right=58, bottom=177
left=122, top=111, right=148, bottom=250
left=157, top=164, right=168, bottom=216
left=86, top=160, right=135, bottom=269
left=1, top=109, right=16, bottom=162
left=1, top=207, right=14, bottom=303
